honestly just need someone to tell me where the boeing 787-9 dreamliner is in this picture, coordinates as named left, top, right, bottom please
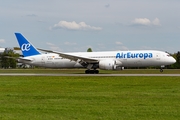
left=15, top=33, right=176, bottom=74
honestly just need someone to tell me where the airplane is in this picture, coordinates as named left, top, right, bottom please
left=15, top=33, right=176, bottom=74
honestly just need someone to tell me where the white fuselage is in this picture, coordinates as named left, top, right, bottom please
left=18, top=50, right=176, bottom=69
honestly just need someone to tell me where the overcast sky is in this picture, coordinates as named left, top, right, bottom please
left=0, top=0, right=180, bottom=53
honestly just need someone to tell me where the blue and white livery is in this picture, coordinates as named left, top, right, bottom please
left=116, top=52, right=153, bottom=59
left=15, top=33, right=40, bottom=57
left=15, top=33, right=176, bottom=74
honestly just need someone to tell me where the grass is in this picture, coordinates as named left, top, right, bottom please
left=0, top=68, right=180, bottom=74
left=0, top=76, right=180, bottom=119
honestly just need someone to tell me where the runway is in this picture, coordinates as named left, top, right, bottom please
left=0, top=73, right=180, bottom=76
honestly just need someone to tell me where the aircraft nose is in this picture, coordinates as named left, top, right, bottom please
left=170, top=57, right=176, bottom=64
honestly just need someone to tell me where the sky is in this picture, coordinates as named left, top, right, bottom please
left=0, top=0, right=180, bottom=53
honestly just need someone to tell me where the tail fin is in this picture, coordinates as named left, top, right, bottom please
left=15, top=33, right=41, bottom=57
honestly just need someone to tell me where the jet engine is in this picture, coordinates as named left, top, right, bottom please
left=99, top=60, right=122, bottom=70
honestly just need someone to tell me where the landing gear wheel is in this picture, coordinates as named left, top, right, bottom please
left=94, top=70, right=99, bottom=74
left=85, top=70, right=90, bottom=74
left=160, top=69, right=163, bottom=72
left=85, top=70, right=99, bottom=74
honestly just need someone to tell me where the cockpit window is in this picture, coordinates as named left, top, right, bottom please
left=167, top=54, right=171, bottom=57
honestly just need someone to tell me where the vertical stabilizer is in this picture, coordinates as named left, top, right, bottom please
left=15, top=33, right=41, bottom=57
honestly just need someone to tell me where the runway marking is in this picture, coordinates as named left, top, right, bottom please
left=0, top=73, right=180, bottom=76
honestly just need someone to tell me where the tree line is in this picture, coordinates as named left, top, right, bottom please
left=0, top=49, right=19, bottom=68
left=170, top=51, right=180, bottom=69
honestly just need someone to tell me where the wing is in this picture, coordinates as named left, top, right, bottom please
left=38, top=48, right=99, bottom=64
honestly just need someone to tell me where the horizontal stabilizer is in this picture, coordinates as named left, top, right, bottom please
left=17, top=57, right=33, bottom=62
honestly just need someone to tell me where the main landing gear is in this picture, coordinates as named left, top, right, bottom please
left=85, top=69, right=99, bottom=74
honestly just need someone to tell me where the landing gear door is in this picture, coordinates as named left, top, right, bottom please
left=41, top=56, right=45, bottom=64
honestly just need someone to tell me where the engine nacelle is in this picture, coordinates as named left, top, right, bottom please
left=99, top=60, right=122, bottom=70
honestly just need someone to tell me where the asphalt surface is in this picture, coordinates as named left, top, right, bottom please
left=0, top=73, right=180, bottom=76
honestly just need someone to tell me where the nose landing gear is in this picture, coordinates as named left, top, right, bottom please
left=160, top=65, right=165, bottom=72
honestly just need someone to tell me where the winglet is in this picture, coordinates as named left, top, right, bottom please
left=15, top=33, right=41, bottom=57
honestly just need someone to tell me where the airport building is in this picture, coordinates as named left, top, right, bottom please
left=0, top=48, right=5, bottom=54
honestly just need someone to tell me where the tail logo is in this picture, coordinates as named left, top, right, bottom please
left=21, top=43, right=31, bottom=51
